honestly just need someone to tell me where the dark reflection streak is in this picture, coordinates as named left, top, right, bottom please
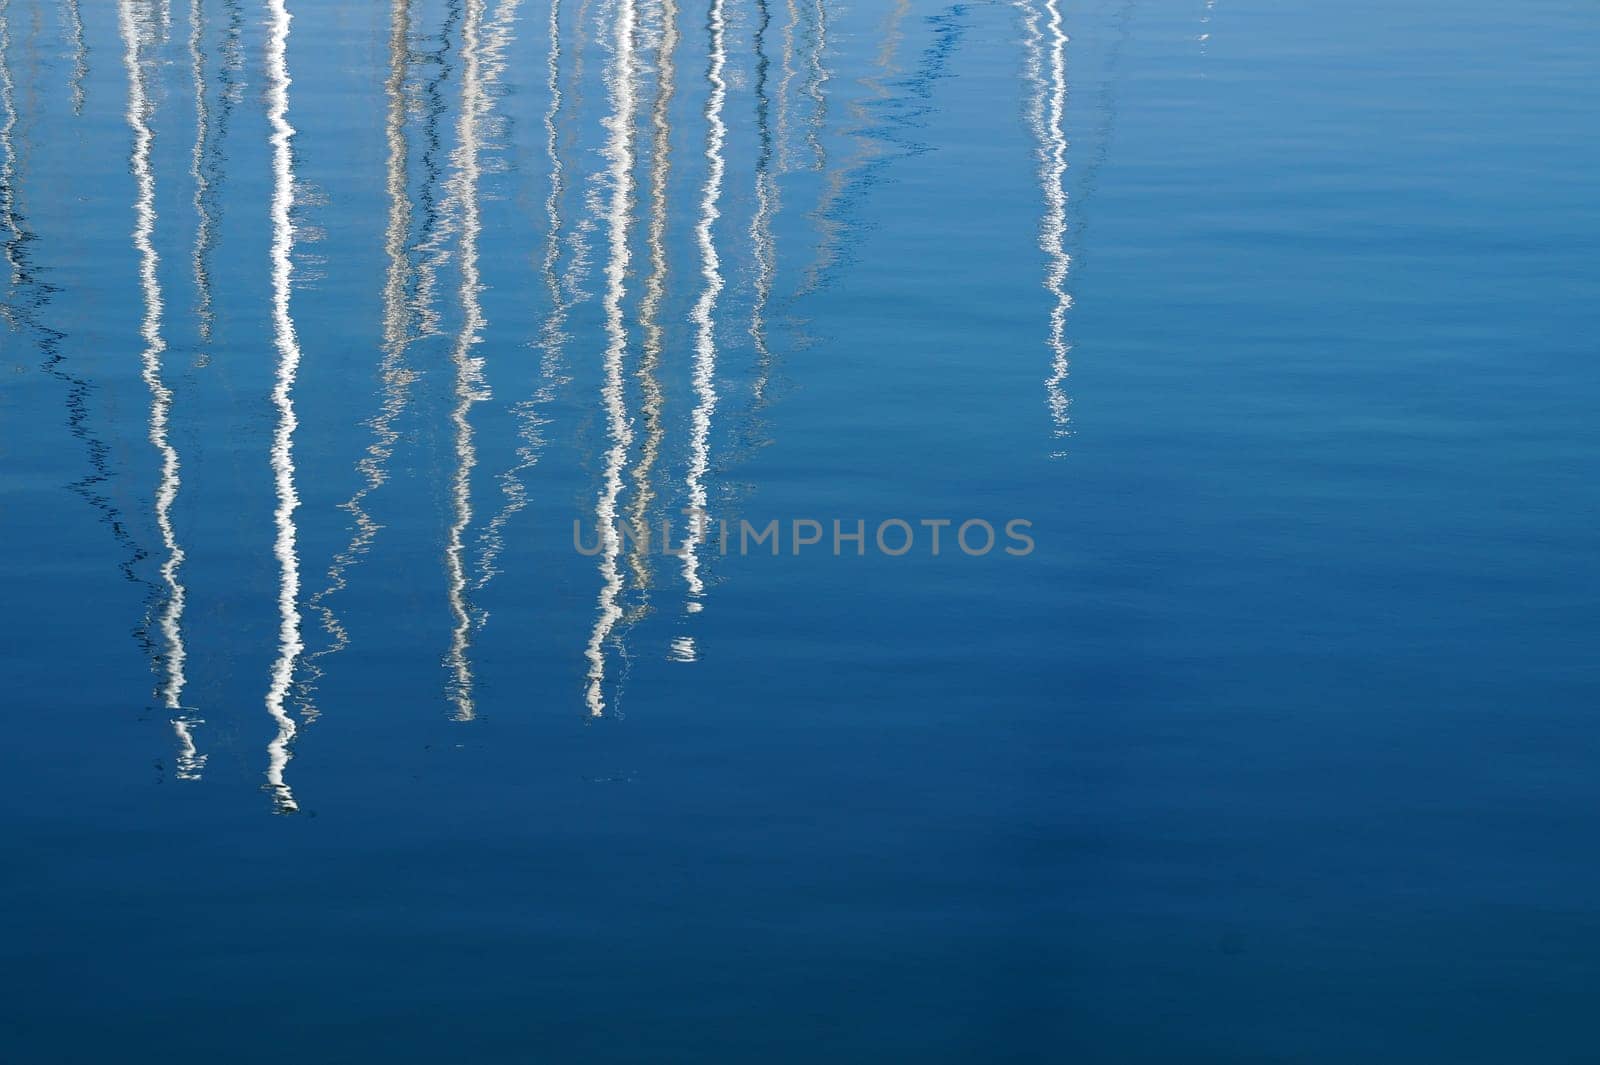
left=65, top=0, right=86, bottom=115
left=0, top=2, right=156, bottom=675
left=619, top=0, right=675, bottom=619
left=297, top=0, right=415, bottom=721
left=1, top=5, right=153, bottom=619
left=410, top=0, right=462, bottom=339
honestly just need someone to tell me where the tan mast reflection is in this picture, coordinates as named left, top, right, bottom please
left=584, top=0, right=639, bottom=716
left=264, top=0, right=300, bottom=812
left=669, top=0, right=727, bottom=665
left=622, top=0, right=677, bottom=617
left=442, top=0, right=519, bottom=721
left=299, top=0, right=415, bottom=721
left=118, top=0, right=200, bottom=780
left=1020, top=0, right=1071, bottom=451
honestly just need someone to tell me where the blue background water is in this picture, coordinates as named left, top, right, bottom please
left=2, top=0, right=1598, bottom=1060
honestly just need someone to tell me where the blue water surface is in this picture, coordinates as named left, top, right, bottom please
left=2, top=0, right=1598, bottom=1061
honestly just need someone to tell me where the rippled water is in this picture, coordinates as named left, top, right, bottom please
left=3, top=0, right=1598, bottom=1060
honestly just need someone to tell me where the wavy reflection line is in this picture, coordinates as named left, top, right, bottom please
left=0, top=0, right=22, bottom=295
left=442, top=0, right=520, bottom=721
left=264, top=0, right=300, bottom=813
left=1020, top=0, right=1071, bottom=449
left=188, top=0, right=242, bottom=353
left=411, top=0, right=465, bottom=341
left=118, top=0, right=199, bottom=780
left=65, top=0, right=86, bottom=115
left=800, top=0, right=826, bottom=170
left=583, top=0, right=638, bottom=716
left=748, top=0, right=780, bottom=414
left=298, top=0, right=415, bottom=721
left=671, top=0, right=725, bottom=662
left=620, top=0, right=676, bottom=616
left=473, top=0, right=577, bottom=591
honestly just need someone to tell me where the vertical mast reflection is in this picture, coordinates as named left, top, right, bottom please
left=119, top=0, right=200, bottom=780
left=583, top=0, right=638, bottom=716
left=65, top=0, right=86, bottom=115
left=670, top=0, right=725, bottom=663
left=264, top=0, right=300, bottom=812
left=442, top=0, right=519, bottom=720
left=623, top=0, right=676, bottom=614
left=1020, top=0, right=1071, bottom=450
left=748, top=0, right=780, bottom=412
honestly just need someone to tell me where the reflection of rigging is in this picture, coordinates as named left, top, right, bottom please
left=1, top=1, right=156, bottom=723
left=474, top=0, right=579, bottom=595
left=799, top=0, right=908, bottom=295
left=298, top=0, right=417, bottom=722
left=798, top=3, right=972, bottom=295
left=119, top=0, right=200, bottom=780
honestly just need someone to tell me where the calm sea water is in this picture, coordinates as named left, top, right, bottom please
left=3, top=0, right=1597, bottom=1060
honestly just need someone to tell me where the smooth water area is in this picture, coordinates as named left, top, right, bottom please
left=2, top=0, right=1597, bottom=1060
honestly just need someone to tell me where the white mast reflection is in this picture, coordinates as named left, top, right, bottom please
left=264, top=0, right=300, bottom=812
left=65, top=0, right=86, bottom=115
left=119, top=0, right=199, bottom=780
left=670, top=0, right=726, bottom=664
left=583, top=0, right=639, bottom=715
left=1, top=1, right=20, bottom=288
left=1020, top=0, right=1071, bottom=451
left=443, top=0, right=519, bottom=721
